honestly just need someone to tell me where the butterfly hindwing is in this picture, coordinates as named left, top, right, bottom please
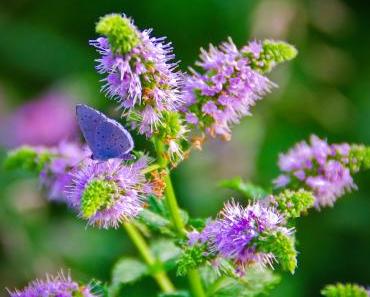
left=94, top=119, right=134, bottom=160
left=76, top=104, right=134, bottom=160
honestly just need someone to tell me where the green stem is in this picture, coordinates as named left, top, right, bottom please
left=153, top=138, right=186, bottom=235
left=153, top=137, right=206, bottom=297
left=123, top=222, right=175, bottom=293
left=141, top=163, right=161, bottom=175
left=188, top=270, right=207, bottom=297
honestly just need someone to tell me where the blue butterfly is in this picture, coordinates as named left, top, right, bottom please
left=76, top=104, right=134, bottom=161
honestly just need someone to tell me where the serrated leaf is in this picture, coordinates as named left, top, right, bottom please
left=151, top=239, right=182, bottom=262
left=110, top=257, right=148, bottom=295
left=147, top=195, right=169, bottom=218
left=219, top=177, right=268, bottom=201
left=158, top=291, right=190, bottom=297
left=137, top=209, right=173, bottom=235
left=202, top=265, right=280, bottom=297
left=188, top=218, right=207, bottom=230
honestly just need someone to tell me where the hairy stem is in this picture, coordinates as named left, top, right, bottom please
left=123, top=222, right=175, bottom=293
left=153, top=137, right=206, bottom=297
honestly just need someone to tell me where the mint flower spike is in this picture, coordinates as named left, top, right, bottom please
left=242, top=40, right=298, bottom=73
left=274, top=135, right=358, bottom=208
left=8, top=271, right=97, bottom=297
left=181, top=38, right=277, bottom=141
left=321, top=283, right=370, bottom=297
left=91, top=14, right=184, bottom=132
left=66, top=156, right=153, bottom=228
left=91, top=13, right=187, bottom=162
left=188, top=200, right=294, bottom=275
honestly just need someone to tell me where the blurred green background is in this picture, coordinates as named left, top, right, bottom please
left=0, top=0, right=370, bottom=296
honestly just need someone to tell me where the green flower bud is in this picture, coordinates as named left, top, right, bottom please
left=244, top=40, right=298, bottom=73
left=257, top=231, right=297, bottom=274
left=349, top=145, right=370, bottom=173
left=177, top=244, right=208, bottom=276
left=272, top=189, right=315, bottom=219
left=321, top=283, right=369, bottom=297
left=81, top=179, right=118, bottom=218
left=96, top=14, right=140, bottom=55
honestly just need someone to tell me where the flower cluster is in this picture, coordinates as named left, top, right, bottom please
left=181, top=39, right=275, bottom=140
left=90, top=14, right=183, bottom=137
left=9, top=272, right=96, bottom=297
left=180, top=39, right=297, bottom=142
left=66, top=157, right=153, bottom=228
left=274, top=135, right=357, bottom=208
left=188, top=200, right=294, bottom=274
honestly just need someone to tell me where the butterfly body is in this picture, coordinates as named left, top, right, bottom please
left=76, top=104, right=134, bottom=160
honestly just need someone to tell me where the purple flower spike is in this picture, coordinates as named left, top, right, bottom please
left=66, top=157, right=152, bottom=228
left=193, top=200, right=290, bottom=274
left=274, top=135, right=357, bottom=208
left=9, top=272, right=96, bottom=297
left=90, top=15, right=182, bottom=138
left=182, top=38, right=275, bottom=140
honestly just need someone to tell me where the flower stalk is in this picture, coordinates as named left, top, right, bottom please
left=153, top=137, right=206, bottom=297
left=123, top=222, right=175, bottom=293
left=153, top=137, right=186, bottom=235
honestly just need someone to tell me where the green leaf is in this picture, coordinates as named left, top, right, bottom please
left=147, top=195, right=170, bottom=218
left=150, top=239, right=181, bottom=271
left=321, top=283, right=368, bottom=297
left=138, top=196, right=189, bottom=236
left=188, top=218, right=207, bottom=230
left=202, top=265, right=280, bottom=297
left=110, top=257, right=148, bottom=295
left=137, top=208, right=173, bottom=236
left=219, top=177, right=268, bottom=201
left=158, top=292, right=190, bottom=297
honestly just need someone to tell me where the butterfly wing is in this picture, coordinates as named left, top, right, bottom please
left=76, top=104, right=102, bottom=154
left=94, top=118, right=134, bottom=160
left=76, top=104, right=134, bottom=161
